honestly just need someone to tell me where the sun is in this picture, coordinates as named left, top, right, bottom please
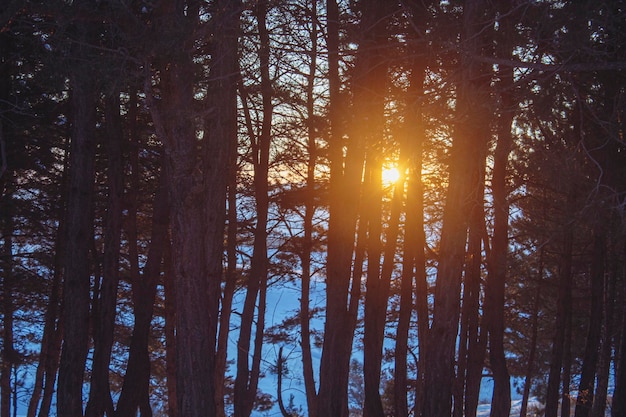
left=381, top=165, right=401, bottom=186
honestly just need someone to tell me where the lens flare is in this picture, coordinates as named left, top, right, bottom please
left=381, top=166, right=401, bottom=186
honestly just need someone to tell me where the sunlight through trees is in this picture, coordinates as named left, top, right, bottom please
left=1, top=1, right=626, bottom=417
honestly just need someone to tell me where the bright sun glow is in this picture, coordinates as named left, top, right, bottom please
left=381, top=166, right=401, bottom=186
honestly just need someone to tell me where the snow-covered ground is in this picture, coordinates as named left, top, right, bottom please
left=477, top=398, right=543, bottom=417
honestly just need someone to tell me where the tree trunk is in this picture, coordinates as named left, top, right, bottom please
left=591, top=243, right=618, bottom=417
left=115, top=159, right=169, bottom=417
left=163, top=243, right=177, bottom=417
left=519, top=249, right=544, bottom=417
left=574, top=232, right=605, bottom=417
left=57, top=18, right=98, bottom=414
left=486, top=28, right=514, bottom=415
left=27, top=200, right=65, bottom=417
left=394, top=5, right=429, bottom=411
left=234, top=2, right=271, bottom=415
left=0, top=32, right=14, bottom=417
left=315, top=1, right=362, bottom=416
left=145, top=1, right=239, bottom=415
left=561, top=312, right=573, bottom=417
left=422, top=1, right=490, bottom=416
left=608, top=240, right=626, bottom=417
left=394, top=146, right=425, bottom=417
left=361, top=2, right=396, bottom=415
left=203, top=0, right=240, bottom=414
left=545, top=224, right=574, bottom=417
left=300, top=0, right=319, bottom=413
left=85, top=91, right=124, bottom=417
left=364, top=154, right=403, bottom=417
left=458, top=206, right=486, bottom=417
left=215, top=132, right=239, bottom=417
left=613, top=301, right=626, bottom=417
left=1, top=188, right=14, bottom=417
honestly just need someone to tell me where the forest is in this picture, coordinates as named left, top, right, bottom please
left=1, top=0, right=626, bottom=416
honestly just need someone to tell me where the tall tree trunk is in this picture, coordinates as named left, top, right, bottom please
left=0, top=31, right=14, bottom=417
left=364, top=152, right=403, bottom=417
left=613, top=302, right=626, bottom=417
left=457, top=202, right=486, bottom=417
left=613, top=242, right=626, bottom=417
left=519, top=248, right=544, bottom=417
left=300, top=1, right=319, bottom=413
left=363, top=154, right=385, bottom=417
left=486, top=27, right=514, bottom=415
left=561, top=311, right=573, bottom=417
left=205, top=1, right=241, bottom=415
left=85, top=91, right=124, bottom=417
left=361, top=1, right=396, bottom=414
left=574, top=232, right=605, bottom=417
left=315, top=0, right=362, bottom=415
left=215, top=130, right=239, bottom=417
left=57, top=15, right=98, bottom=414
left=27, top=202, right=65, bottom=417
left=591, top=242, right=618, bottom=417
left=394, top=171, right=413, bottom=417
left=1, top=188, right=14, bottom=417
left=146, top=1, right=239, bottom=415
left=115, top=160, right=169, bottom=417
left=394, top=5, right=430, bottom=411
left=393, top=144, right=426, bottom=417
left=545, top=223, right=574, bottom=417
left=234, top=2, right=271, bottom=416
left=422, top=1, right=490, bottom=416
left=163, top=243, right=177, bottom=417
left=148, top=5, right=208, bottom=416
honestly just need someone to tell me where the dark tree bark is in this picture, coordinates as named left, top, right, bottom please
left=163, top=243, right=177, bottom=417
left=203, top=1, right=241, bottom=415
left=574, top=232, right=605, bottom=417
left=393, top=142, right=427, bottom=417
left=1, top=187, right=14, bottom=417
left=422, top=1, right=491, bottom=416
left=486, top=16, right=514, bottom=414
left=145, top=0, right=240, bottom=415
left=27, top=187, right=66, bottom=417
left=56, top=10, right=98, bottom=414
left=519, top=248, right=544, bottom=417
left=215, top=123, right=238, bottom=417
left=38, top=234, right=65, bottom=417
left=299, top=1, right=319, bottom=413
left=613, top=293, right=626, bottom=417
left=545, top=223, right=574, bottom=417
left=561, top=309, right=573, bottom=417
left=85, top=91, right=124, bottom=417
left=0, top=32, right=14, bottom=417
left=315, top=1, right=362, bottom=416
left=591, top=244, right=618, bottom=417
left=234, top=3, right=271, bottom=416
left=608, top=237, right=626, bottom=417
left=457, top=197, right=486, bottom=417
left=115, top=159, right=169, bottom=417
left=394, top=7, right=430, bottom=411
left=359, top=2, right=397, bottom=416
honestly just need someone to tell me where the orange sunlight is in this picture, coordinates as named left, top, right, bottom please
left=381, top=165, right=401, bottom=186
